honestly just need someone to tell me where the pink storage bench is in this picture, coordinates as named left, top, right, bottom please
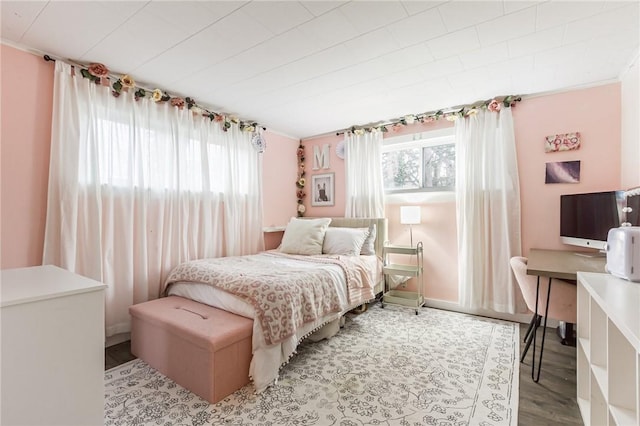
left=129, top=295, right=253, bottom=404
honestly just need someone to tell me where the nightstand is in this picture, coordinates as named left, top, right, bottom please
left=381, top=241, right=424, bottom=314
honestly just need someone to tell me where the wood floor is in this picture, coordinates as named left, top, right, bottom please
left=105, top=322, right=583, bottom=425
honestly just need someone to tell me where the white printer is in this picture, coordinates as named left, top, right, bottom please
left=606, top=226, right=640, bottom=282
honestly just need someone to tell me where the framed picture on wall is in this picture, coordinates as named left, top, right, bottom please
left=311, top=173, right=335, bottom=207
left=545, top=160, right=581, bottom=184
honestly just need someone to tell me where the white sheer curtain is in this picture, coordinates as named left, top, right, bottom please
left=43, top=62, right=264, bottom=336
left=455, top=108, right=525, bottom=314
left=344, top=132, right=385, bottom=218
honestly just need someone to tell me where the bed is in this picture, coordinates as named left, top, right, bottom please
left=163, top=217, right=387, bottom=392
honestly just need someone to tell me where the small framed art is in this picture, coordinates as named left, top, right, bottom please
left=544, top=132, right=581, bottom=153
left=311, top=173, right=335, bottom=207
left=545, top=160, right=581, bottom=184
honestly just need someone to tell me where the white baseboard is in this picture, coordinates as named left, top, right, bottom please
left=423, top=298, right=560, bottom=328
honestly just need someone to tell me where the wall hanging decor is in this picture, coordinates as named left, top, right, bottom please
left=545, top=132, right=581, bottom=153
left=296, top=144, right=306, bottom=217
left=545, top=160, right=581, bottom=184
left=311, top=173, right=335, bottom=207
left=313, top=144, right=331, bottom=170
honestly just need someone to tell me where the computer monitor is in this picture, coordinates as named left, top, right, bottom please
left=560, top=190, right=638, bottom=250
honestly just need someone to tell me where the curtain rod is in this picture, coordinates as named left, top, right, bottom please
left=333, top=95, right=523, bottom=136
left=42, top=54, right=266, bottom=131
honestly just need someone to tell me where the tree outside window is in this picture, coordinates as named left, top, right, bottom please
left=382, top=136, right=455, bottom=193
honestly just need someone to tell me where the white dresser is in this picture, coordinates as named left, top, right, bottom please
left=1, top=265, right=107, bottom=425
left=577, top=272, right=640, bottom=426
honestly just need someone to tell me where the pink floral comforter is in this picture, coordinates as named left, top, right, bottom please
left=164, top=252, right=375, bottom=346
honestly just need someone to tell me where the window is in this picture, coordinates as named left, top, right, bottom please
left=382, top=128, right=455, bottom=193
left=79, top=117, right=229, bottom=193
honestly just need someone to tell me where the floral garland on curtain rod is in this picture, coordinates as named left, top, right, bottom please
left=338, top=95, right=522, bottom=136
left=48, top=57, right=265, bottom=134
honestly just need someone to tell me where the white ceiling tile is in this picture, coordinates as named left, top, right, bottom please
left=325, top=61, right=390, bottom=87
left=133, top=9, right=274, bottom=84
left=533, top=41, right=589, bottom=70
left=563, top=3, right=639, bottom=45
left=451, top=57, right=532, bottom=98
left=342, top=28, right=401, bottom=63
left=278, top=45, right=356, bottom=83
left=476, top=7, right=536, bottom=46
left=302, top=71, right=357, bottom=95
left=0, top=1, right=48, bottom=42
left=535, top=1, right=605, bottom=31
left=335, top=79, right=392, bottom=100
left=146, top=1, right=242, bottom=35
left=400, top=1, right=447, bottom=16
left=172, top=58, right=257, bottom=95
left=437, top=1, right=504, bottom=32
left=89, top=1, right=151, bottom=17
left=386, top=8, right=447, bottom=48
left=228, top=60, right=322, bottom=96
left=458, top=42, right=509, bottom=69
left=81, top=12, right=191, bottom=72
left=300, top=1, right=346, bottom=17
left=296, top=9, right=359, bottom=50
left=427, top=27, right=480, bottom=60
left=268, top=78, right=338, bottom=107
left=339, top=1, right=408, bottom=34
left=397, top=77, right=453, bottom=99
left=488, top=56, right=534, bottom=80
left=382, top=44, right=435, bottom=69
left=379, top=68, right=432, bottom=89
left=231, top=28, right=324, bottom=75
left=511, top=68, right=557, bottom=93
left=243, top=1, right=314, bottom=35
left=20, top=1, right=146, bottom=59
left=362, top=44, right=434, bottom=77
left=417, top=57, right=464, bottom=80
left=602, top=1, right=633, bottom=10
left=589, top=33, right=640, bottom=55
left=507, top=26, right=564, bottom=58
left=360, top=60, right=403, bottom=77
left=504, top=1, right=543, bottom=14
left=199, top=1, right=250, bottom=17
left=447, top=66, right=491, bottom=87
left=206, top=8, right=277, bottom=50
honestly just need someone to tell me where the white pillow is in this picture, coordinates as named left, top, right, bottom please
left=360, top=224, right=377, bottom=255
left=322, top=227, right=370, bottom=256
left=280, top=217, right=332, bottom=255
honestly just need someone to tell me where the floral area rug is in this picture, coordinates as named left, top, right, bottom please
left=105, top=305, right=519, bottom=425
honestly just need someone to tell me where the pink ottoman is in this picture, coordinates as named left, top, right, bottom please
left=129, top=296, right=253, bottom=404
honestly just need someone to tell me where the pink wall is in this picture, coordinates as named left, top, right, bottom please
left=1, top=44, right=54, bottom=269
left=261, top=131, right=300, bottom=228
left=514, top=84, right=621, bottom=255
left=0, top=45, right=300, bottom=268
left=302, top=84, right=622, bottom=304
